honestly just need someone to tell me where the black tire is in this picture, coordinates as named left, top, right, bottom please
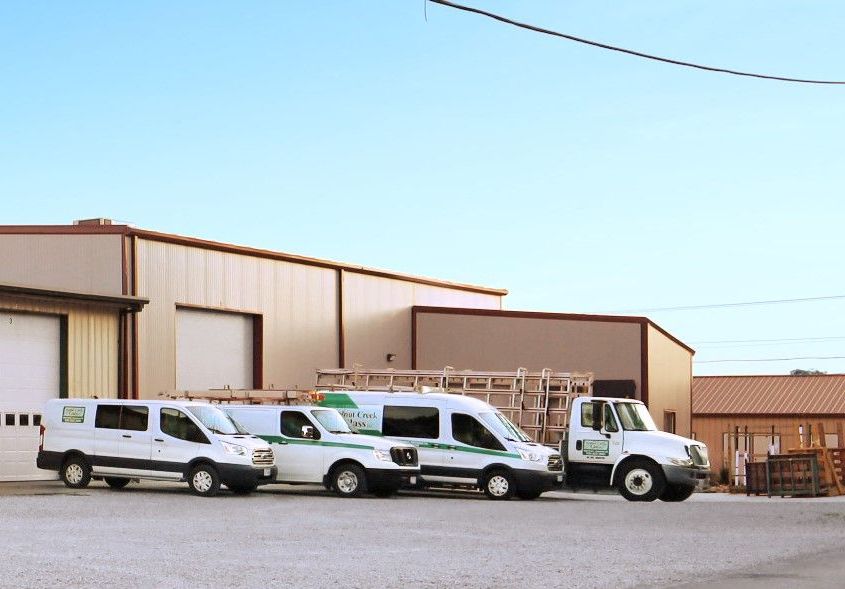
left=482, top=469, right=515, bottom=500
left=227, top=483, right=258, bottom=495
left=104, top=477, right=131, bottom=490
left=187, top=464, right=221, bottom=497
left=617, top=459, right=665, bottom=502
left=517, top=489, right=543, bottom=500
left=659, top=484, right=696, bottom=502
left=60, top=455, right=91, bottom=489
left=371, top=485, right=398, bottom=498
left=331, top=464, right=367, bottom=498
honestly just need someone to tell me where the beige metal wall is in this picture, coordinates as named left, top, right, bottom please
left=0, top=296, right=119, bottom=398
left=0, top=234, right=123, bottom=295
left=342, top=274, right=503, bottom=371
left=414, top=313, right=642, bottom=392
left=646, top=325, right=693, bottom=437
left=136, top=238, right=340, bottom=396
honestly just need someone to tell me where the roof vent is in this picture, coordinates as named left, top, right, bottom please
left=73, top=218, right=113, bottom=226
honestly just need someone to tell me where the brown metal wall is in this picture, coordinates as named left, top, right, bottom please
left=692, top=415, right=845, bottom=475
left=414, top=312, right=643, bottom=392
left=342, top=274, right=503, bottom=370
left=646, top=324, right=693, bottom=437
left=0, top=296, right=119, bottom=398
left=0, top=234, right=123, bottom=295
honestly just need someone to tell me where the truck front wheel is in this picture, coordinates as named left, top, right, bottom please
left=659, top=484, right=695, bottom=502
left=617, top=459, right=664, bottom=502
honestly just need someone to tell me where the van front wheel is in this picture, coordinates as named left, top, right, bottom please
left=61, top=456, right=91, bottom=489
left=332, top=464, right=367, bottom=498
left=188, top=464, right=221, bottom=497
left=482, top=469, right=515, bottom=500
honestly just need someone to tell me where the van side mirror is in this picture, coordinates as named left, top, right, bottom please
left=301, top=425, right=316, bottom=439
left=591, top=403, right=603, bottom=431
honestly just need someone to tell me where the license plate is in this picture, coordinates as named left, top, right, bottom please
left=556, top=475, right=563, bottom=482
left=410, top=476, right=417, bottom=485
left=263, top=468, right=271, bottom=476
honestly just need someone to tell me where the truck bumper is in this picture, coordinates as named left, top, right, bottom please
left=513, top=469, right=565, bottom=495
left=662, top=464, right=710, bottom=487
left=217, top=463, right=278, bottom=488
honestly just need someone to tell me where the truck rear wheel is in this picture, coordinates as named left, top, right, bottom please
left=482, top=469, right=515, bottom=500
left=659, top=484, right=695, bottom=502
left=617, top=459, right=664, bottom=502
left=60, top=456, right=91, bottom=489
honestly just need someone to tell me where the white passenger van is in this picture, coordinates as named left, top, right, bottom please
left=317, top=391, right=564, bottom=500
left=36, top=399, right=277, bottom=497
left=223, top=405, right=420, bottom=498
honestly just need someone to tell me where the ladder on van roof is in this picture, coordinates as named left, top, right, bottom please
left=315, top=367, right=593, bottom=446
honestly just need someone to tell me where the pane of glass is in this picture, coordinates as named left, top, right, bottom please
left=310, top=409, right=351, bottom=433
left=451, top=413, right=504, bottom=451
left=603, top=404, right=619, bottom=432
left=160, top=408, right=208, bottom=443
left=3, top=414, right=12, bottom=426
left=382, top=406, right=439, bottom=439
left=95, top=405, right=121, bottom=429
left=580, top=403, right=594, bottom=428
left=187, top=405, right=246, bottom=435
left=19, top=414, right=29, bottom=427
left=33, top=414, right=42, bottom=427
left=120, top=406, right=149, bottom=431
left=280, top=411, right=314, bottom=438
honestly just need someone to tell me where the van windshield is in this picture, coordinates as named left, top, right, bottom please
left=614, top=402, right=657, bottom=432
left=311, top=409, right=352, bottom=434
left=480, top=412, right=532, bottom=443
left=187, top=406, right=248, bottom=435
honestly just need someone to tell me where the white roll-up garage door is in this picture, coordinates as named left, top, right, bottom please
left=0, top=311, right=60, bottom=481
left=176, top=308, right=253, bottom=391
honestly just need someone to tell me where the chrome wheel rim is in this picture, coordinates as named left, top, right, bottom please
left=488, top=475, right=509, bottom=497
left=625, top=468, right=653, bottom=495
left=337, top=471, right=358, bottom=494
left=65, top=463, right=84, bottom=485
left=193, top=471, right=213, bottom=493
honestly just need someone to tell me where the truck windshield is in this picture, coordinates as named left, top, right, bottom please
left=614, top=402, right=657, bottom=432
left=480, top=412, right=532, bottom=443
left=311, top=409, right=352, bottom=433
left=187, top=406, right=248, bottom=435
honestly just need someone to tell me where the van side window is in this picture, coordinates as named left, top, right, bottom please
left=382, top=406, right=439, bottom=439
left=122, top=406, right=149, bottom=431
left=280, top=411, right=319, bottom=439
left=160, top=408, right=209, bottom=444
left=451, top=413, right=505, bottom=451
left=95, top=405, right=121, bottom=429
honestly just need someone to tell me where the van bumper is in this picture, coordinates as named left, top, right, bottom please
left=36, top=450, right=63, bottom=471
left=365, top=468, right=421, bottom=490
left=513, top=469, right=565, bottom=495
left=662, top=464, right=710, bottom=487
left=217, top=463, right=278, bottom=488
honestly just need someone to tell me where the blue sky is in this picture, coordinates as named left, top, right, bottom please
left=2, top=1, right=844, bottom=375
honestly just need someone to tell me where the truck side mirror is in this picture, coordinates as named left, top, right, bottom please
left=301, top=425, right=316, bottom=439
left=591, top=403, right=603, bottom=431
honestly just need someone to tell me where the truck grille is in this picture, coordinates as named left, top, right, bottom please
left=391, top=447, right=418, bottom=466
left=547, top=454, right=563, bottom=472
left=689, top=445, right=709, bottom=467
left=252, top=448, right=275, bottom=466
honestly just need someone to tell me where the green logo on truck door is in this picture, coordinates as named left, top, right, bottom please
left=62, top=406, right=85, bottom=423
left=582, top=439, right=609, bottom=457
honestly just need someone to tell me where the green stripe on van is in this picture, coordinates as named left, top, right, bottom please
left=318, top=393, right=359, bottom=409
left=401, top=440, right=520, bottom=459
left=258, top=435, right=374, bottom=451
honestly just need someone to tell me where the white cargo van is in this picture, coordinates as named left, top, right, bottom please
left=36, top=399, right=277, bottom=497
left=223, top=405, right=420, bottom=498
left=317, top=391, right=564, bottom=500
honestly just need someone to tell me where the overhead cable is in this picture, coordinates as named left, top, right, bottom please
left=428, top=0, right=845, bottom=85
left=617, top=294, right=845, bottom=313
left=695, top=355, right=845, bottom=363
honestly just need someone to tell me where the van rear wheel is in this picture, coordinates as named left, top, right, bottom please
left=60, top=456, right=91, bottom=489
left=188, top=464, right=221, bottom=497
left=104, top=477, right=131, bottom=490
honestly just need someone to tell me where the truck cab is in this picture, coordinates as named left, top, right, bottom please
left=565, top=397, right=709, bottom=502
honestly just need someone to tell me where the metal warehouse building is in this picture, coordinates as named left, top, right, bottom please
left=0, top=219, right=694, bottom=480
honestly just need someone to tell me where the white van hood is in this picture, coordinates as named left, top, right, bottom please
left=512, top=441, right=559, bottom=457
left=219, top=434, right=272, bottom=451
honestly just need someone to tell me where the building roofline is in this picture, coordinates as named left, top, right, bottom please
left=0, top=225, right=508, bottom=297
left=0, top=282, right=149, bottom=312
left=412, top=306, right=695, bottom=354
left=694, top=374, right=845, bottom=379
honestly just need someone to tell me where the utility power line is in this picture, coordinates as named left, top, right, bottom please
left=617, top=294, right=845, bottom=313
left=696, top=355, right=845, bottom=364
left=691, top=336, right=845, bottom=345
left=428, top=0, right=845, bottom=85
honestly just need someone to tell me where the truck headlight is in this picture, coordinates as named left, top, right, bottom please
left=669, top=457, right=694, bottom=467
left=221, top=441, right=248, bottom=456
left=517, top=448, right=543, bottom=462
left=373, top=449, right=392, bottom=462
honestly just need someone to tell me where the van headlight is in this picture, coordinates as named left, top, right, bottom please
left=221, top=441, right=248, bottom=456
left=517, top=448, right=543, bottom=462
left=373, top=449, right=392, bottom=462
left=669, top=457, right=694, bottom=467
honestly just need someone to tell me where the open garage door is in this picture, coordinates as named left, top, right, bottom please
left=176, top=308, right=254, bottom=391
left=0, top=312, right=61, bottom=481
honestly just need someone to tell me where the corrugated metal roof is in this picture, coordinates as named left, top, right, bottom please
left=693, top=375, right=845, bottom=415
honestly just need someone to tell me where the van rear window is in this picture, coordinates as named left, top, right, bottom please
left=382, top=406, right=439, bottom=439
left=95, top=405, right=121, bottom=429
left=95, top=405, right=149, bottom=431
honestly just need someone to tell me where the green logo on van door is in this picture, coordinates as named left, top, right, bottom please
left=582, top=439, right=609, bottom=457
left=62, top=406, right=85, bottom=423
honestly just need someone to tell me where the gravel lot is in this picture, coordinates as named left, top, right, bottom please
left=2, top=482, right=845, bottom=589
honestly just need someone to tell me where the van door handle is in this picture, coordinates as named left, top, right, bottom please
left=154, top=438, right=164, bottom=442
left=122, top=434, right=132, bottom=438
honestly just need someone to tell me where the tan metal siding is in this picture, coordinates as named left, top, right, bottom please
left=0, top=296, right=118, bottom=398
left=694, top=375, right=845, bottom=415
left=414, top=313, right=642, bottom=391
left=343, top=274, right=503, bottom=371
left=136, top=239, right=340, bottom=396
left=646, top=325, right=693, bottom=437
left=0, top=234, right=123, bottom=295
